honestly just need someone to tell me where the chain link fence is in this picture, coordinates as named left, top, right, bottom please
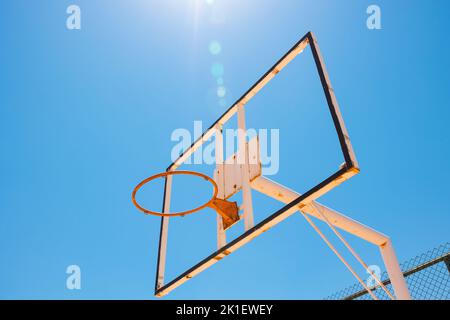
left=326, top=242, right=450, bottom=300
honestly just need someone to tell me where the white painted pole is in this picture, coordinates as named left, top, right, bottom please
left=251, top=176, right=411, bottom=300
left=156, top=175, right=172, bottom=290
left=237, top=104, right=254, bottom=230
left=299, top=210, right=379, bottom=300
left=215, top=126, right=226, bottom=249
left=380, top=240, right=411, bottom=300
left=311, top=202, right=395, bottom=299
left=251, top=176, right=388, bottom=246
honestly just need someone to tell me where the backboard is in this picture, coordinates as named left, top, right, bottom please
left=136, top=31, right=410, bottom=299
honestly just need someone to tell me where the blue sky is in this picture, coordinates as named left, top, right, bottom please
left=0, top=0, right=449, bottom=299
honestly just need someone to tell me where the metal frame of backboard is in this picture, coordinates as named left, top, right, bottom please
left=153, top=32, right=410, bottom=299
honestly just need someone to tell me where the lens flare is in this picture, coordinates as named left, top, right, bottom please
left=211, top=63, right=224, bottom=78
left=217, top=86, right=226, bottom=98
left=209, top=41, right=222, bottom=55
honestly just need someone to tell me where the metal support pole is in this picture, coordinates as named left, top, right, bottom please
left=379, top=240, right=411, bottom=300
left=155, top=175, right=172, bottom=291
left=215, top=126, right=226, bottom=249
left=251, top=176, right=388, bottom=245
left=237, top=104, right=254, bottom=230
left=251, top=175, right=411, bottom=300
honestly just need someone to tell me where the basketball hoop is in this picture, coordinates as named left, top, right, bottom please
left=132, top=170, right=240, bottom=229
